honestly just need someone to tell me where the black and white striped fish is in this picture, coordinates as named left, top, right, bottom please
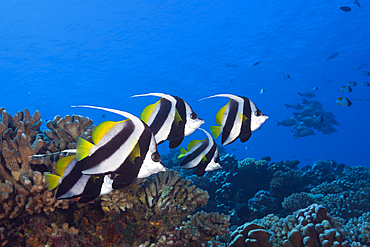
left=178, top=128, right=221, bottom=177
left=131, top=93, right=204, bottom=148
left=200, top=94, right=268, bottom=145
left=45, top=156, right=116, bottom=202
left=45, top=105, right=166, bottom=201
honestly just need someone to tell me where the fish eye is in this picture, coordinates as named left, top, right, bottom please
left=190, top=112, right=198, bottom=119
left=151, top=152, right=161, bottom=162
left=255, top=110, right=262, bottom=116
left=108, top=173, right=117, bottom=179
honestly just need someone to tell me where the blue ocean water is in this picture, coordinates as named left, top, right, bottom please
left=0, top=0, right=369, bottom=168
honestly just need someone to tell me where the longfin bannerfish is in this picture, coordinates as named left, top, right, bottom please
left=131, top=93, right=204, bottom=149
left=178, top=128, right=221, bottom=177
left=199, top=94, right=268, bottom=145
left=71, top=105, right=165, bottom=189
left=44, top=156, right=114, bottom=202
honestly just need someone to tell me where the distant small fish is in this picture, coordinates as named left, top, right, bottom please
left=337, top=97, right=352, bottom=107
left=312, top=87, right=318, bottom=91
left=294, top=128, right=315, bottom=139
left=338, top=6, right=351, bottom=12
left=313, top=114, right=324, bottom=123
left=363, top=71, right=370, bottom=76
left=284, top=103, right=302, bottom=110
left=298, top=91, right=316, bottom=98
left=253, top=61, right=261, bottom=66
left=260, top=88, right=265, bottom=94
left=362, top=82, right=370, bottom=87
left=277, top=119, right=297, bottom=127
left=226, top=64, right=239, bottom=68
left=348, top=81, right=357, bottom=87
left=245, top=146, right=249, bottom=150
left=351, top=97, right=370, bottom=101
left=323, top=78, right=334, bottom=82
left=341, top=85, right=353, bottom=93
left=284, top=74, right=291, bottom=79
left=102, top=114, right=107, bottom=118
left=326, top=52, right=339, bottom=62
left=354, top=0, right=361, bottom=7
left=355, top=62, right=366, bottom=71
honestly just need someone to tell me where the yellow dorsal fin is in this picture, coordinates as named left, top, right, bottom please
left=178, top=147, right=187, bottom=158
left=141, top=99, right=161, bottom=124
left=44, top=172, right=61, bottom=191
left=210, top=126, right=222, bottom=139
left=201, top=153, right=208, bottom=163
left=215, top=100, right=230, bottom=126
left=92, top=120, right=124, bottom=145
left=174, top=108, right=183, bottom=126
left=76, top=137, right=95, bottom=161
left=237, top=112, right=248, bottom=124
left=187, top=139, right=202, bottom=151
left=128, top=138, right=141, bottom=164
left=55, top=155, right=76, bottom=176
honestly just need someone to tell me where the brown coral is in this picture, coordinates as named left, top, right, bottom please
left=229, top=223, right=271, bottom=247
left=98, top=170, right=210, bottom=246
left=0, top=169, right=69, bottom=219
left=0, top=108, right=44, bottom=181
left=43, top=114, right=94, bottom=145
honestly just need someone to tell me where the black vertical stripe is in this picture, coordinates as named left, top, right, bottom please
left=79, top=175, right=104, bottom=198
left=193, top=142, right=217, bottom=177
left=181, top=138, right=209, bottom=167
left=239, top=96, right=252, bottom=142
left=114, top=124, right=152, bottom=178
left=222, top=99, right=239, bottom=145
left=167, top=96, right=187, bottom=141
left=56, top=161, right=84, bottom=199
left=80, top=120, right=136, bottom=172
left=149, top=98, right=172, bottom=136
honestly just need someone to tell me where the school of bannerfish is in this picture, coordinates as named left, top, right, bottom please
left=43, top=93, right=268, bottom=203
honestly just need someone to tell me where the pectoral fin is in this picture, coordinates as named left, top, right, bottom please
left=210, top=126, right=222, bottom=139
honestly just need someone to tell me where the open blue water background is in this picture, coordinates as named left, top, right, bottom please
left=0, top=0, right=369, bottom=168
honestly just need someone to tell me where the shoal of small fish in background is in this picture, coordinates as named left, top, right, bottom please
left=279, top=92, right=340, bottom=139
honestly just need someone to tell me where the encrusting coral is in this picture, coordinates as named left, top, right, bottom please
left=229, top=204, right=352, bottom=247
left=0, top=169, right=69, bottom=220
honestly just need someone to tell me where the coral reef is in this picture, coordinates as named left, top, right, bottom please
left=229, top=204, right=354, bottom=247
left=97, top=170, right=211, bottom=246
left=0, top=169, right=69, bottom=220
left=0, top=108, right=44, bottom=181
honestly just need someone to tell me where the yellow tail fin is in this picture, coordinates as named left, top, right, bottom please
left=44, top=172, right=61, bottom=191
